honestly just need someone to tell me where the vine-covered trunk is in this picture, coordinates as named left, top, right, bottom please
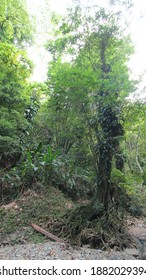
left=96, top=102, right=124, bottom=213
left=97, top=141, right=113, bottom=212
left=95, top=36, right=124, bottom=213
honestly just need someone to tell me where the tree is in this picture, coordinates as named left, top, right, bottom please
left=124, top=102, right=146, bottom=185
left=0, top=0, right=33, bottom=47
left=0, top=0, right=33, bottom=167
left=46, top=59, right=91, bottom=156
left=46, top=4, right=136, bottom=213
left=0, top=42, right=32, bottom=167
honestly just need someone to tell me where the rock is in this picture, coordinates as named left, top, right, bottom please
left=124, top=248, right=139, bottom=257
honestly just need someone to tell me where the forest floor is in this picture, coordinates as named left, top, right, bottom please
left=0, top=184, right=146, bottom=259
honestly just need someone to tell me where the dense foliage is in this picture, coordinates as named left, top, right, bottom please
left=0, top=0, right=33, bottom=167
left=0, top=0, right=146, bottom=248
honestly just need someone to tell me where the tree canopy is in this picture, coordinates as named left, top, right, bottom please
left=0, top=0, right=33, bottom=46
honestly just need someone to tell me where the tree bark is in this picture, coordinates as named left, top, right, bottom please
left=96, top=141, right=113, bottom=211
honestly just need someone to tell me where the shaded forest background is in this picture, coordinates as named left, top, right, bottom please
left=0, top=0, right=146, bottom=248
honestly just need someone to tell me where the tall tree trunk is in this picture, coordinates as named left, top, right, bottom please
left=97, top=141, right=113, bottom=211
left=96, top=102, right=124, bottom=212
left=96, top=37, right=112, bottom=212
left=95, top=36, right=124, bottom=213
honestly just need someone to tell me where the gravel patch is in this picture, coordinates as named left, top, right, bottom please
left=0, top=241, right=136, bottom=260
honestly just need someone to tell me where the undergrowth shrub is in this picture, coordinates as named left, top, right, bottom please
left=0, top=169, right=22, bottom=203
left=111, top=168, right=145, bottom=215
left=51, top=155, right=95, bottom=200
left=20, top=143, right=58, bottom=185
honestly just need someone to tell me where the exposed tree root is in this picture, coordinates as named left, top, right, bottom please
left=50, top=203, right=133, bottom=250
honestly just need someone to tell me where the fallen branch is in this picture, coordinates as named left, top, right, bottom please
left=30, top=222, right=65, bottom=243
